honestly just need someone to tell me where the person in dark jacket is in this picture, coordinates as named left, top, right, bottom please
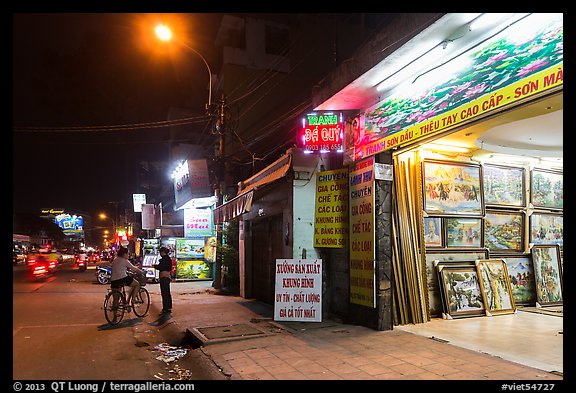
left=153, top=247, right=173, bottom=315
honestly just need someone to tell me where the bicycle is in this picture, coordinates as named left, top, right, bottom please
left=103, top=272, right=150, bottom=325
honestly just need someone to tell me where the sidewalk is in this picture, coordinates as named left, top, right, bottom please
left=143, top=280, right=564, bottom=382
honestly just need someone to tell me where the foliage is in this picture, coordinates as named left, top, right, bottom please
left=219, top=218, right=240, bottom=293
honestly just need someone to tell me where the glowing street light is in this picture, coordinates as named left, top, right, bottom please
left=154, top=23, right=213, bottom=110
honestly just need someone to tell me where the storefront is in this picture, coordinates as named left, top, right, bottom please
left=312, top=13, right=563, bottom=329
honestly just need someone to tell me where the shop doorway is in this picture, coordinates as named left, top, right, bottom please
left=251, top=214, right=284, bottom=305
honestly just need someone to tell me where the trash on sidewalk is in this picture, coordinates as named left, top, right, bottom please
left=153, top=342, right=188, bottom=363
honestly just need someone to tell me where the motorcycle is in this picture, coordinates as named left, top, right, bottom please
left=95, top=265, right=111, bottom=285
left=28, top=257, right=56, bottom=281
left=74, top=254, right=87, bottom=272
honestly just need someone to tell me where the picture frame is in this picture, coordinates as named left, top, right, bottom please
left=475, top=258, right=516, bottom=315
left=422, top=159, right=484, bottom=217
left=531, top=245, right=563, bottom=306
left=445, top=217, right=483, bottom=248
left=530, top=168, right=563, bottom=210
left=425, top=249, right=489, bottom=317
left=423, top=216, right=443, bottom=247
left=503, top=255, right=536, bottom=306
left=482, top=164, right=525, bottom=208
left=529, top=211, right=563, bottom=248
left=436, top=264, right=486, bottom=319
left=484, top=210, right=525, bottom=253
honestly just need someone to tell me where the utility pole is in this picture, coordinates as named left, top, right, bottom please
left=213, top=93, right=226, bottom=290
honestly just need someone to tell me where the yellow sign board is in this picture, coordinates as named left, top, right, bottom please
left=314, top=168, right=349, bottom=248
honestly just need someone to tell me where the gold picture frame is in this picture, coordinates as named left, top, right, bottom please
left=475, top=258, right=516, bottom=316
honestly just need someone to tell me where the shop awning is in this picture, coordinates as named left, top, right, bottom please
left=213, top=154, right=292, bottom=224
left=213, top=190, right=254, bottom=225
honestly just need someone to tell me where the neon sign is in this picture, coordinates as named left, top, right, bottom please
left=301, top=112, right=343, bottom=153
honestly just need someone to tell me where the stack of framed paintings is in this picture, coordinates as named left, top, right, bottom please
left=426, top=250, right=489, bottom=317
left=420, top=159, right=563, bottom=317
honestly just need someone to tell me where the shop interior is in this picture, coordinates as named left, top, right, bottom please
left=393, top=91, right=563, bottom=374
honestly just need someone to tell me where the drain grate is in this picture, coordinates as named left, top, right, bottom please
left=197, top=324, right=266, bottom=339
left=188, top=323, right=272, bottom=346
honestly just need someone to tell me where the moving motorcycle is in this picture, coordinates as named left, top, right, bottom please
left=74, top=253, right=88, bottom=272
left=27, top=255, right=56, bottom=281
left=95, top=265, right=111, bottom=285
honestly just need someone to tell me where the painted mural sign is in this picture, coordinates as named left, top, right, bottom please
left=354, top=16, right=563, bottom=160
left=349, top=157, right=376, bottom=307
left=274, top=259, right=322, bottom=322
left=314, top=168, right=348, bottom=248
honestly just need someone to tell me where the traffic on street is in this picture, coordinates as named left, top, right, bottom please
left=12, top=258, right=220, bottom=381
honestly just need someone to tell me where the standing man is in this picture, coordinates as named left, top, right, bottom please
left=153, top=247, right=173, bottom=315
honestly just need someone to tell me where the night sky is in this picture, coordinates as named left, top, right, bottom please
left=12, top=13, right=223, bottom=216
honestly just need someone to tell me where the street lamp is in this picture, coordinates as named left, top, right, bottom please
left=99, top=213, right=116, bottom=237
left=155, top=23, right=213, bottom=110
left=154, top=23, right=224, bottom=290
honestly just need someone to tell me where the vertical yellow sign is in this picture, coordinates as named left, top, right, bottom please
left=349, top=157, right=376, bottom=307
left=314, top=168, right=348, bottom=248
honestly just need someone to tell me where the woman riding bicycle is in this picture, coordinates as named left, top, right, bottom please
left=110, top=247, right=146, bottom=309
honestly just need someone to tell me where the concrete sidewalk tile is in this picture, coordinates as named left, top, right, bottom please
left=435, top=371, right=481, bottom=380
left=283, top=356, right=314, bottom=368
left=306, top=370, right=342, bottom=380
left=400, top=354, right=440, bottom=367
left=273, top=370, right=309, bottom=380
left=356, top=362, right=394, bottom=376
left=324, top=362, right=362, bottom=375
left=243, top=370, right=275, bottom=380
left=373, top=371, right=407, bottom=380
left=313, top=355, right=347, bottom=367
left=421, top=361, right=462, bottom=376
left=291, top=361, right=330, bottom=374
left=372, top=353, right=406, bottom=367
left=254, top=356, right=286, bottom=367
left=340, top=355, right=373, bottom=367
left=432, top=354, right=470, bottom=367
left=261, top=362, right=298, bottom=375
left=342, top=371, right=377, bottom=380
left=388, top=362, right=428, bottom=376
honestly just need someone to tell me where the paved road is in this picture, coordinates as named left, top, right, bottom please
left=12, top=261, right=225, bottom=381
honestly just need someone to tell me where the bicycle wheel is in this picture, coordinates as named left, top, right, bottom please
left=104, top=290, right=125, bottom=325
left=132, top=287, right=150, bottom=317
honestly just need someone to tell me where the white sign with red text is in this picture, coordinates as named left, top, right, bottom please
left=274, top=259, right=322, bottom=322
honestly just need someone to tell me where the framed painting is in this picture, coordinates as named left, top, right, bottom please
left=425, top=249, right=489, bottom=317
left=531, top=245, right=563, bottom=306
left=423, top=216, right=443, bottom=247
left=422, top=159, right=484, bottom=217
left=530, top=169, right=563, bottom=210
left=484, top=210, right=525, bottom=253
left=436, top=264, right=486, bottom=318
left=503, top=255, right=536, bottom=306
left=446, top=217, right=483, bottom=248
left=529, top=212, right=563, bottom=248
left=475, top=259, right=516, bottom=315
left=483, top=164, right=525, bottom=208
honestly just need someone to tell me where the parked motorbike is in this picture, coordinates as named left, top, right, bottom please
left=95, top=266, right=111, bottom=285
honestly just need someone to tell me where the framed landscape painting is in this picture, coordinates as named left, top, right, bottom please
left=529, top=212, right=563, bottom=248
left=476, top=259, right=516, bottom=315
left=483, top=164, right=525, bottom=208
left=422, top=159, right=484, bottom=217
left=436, top=264, right=485, bottom=318
left=425, top=250, right=489, bottom=317
left=503, top=255, right=536, bottom=306
left=531, top=245, right=563, bottom=306
left=446, top=217, right=483, bottom=248
left=484, top=210, right=525, bottom=253
left=530, top=169, right=563, bottom=210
